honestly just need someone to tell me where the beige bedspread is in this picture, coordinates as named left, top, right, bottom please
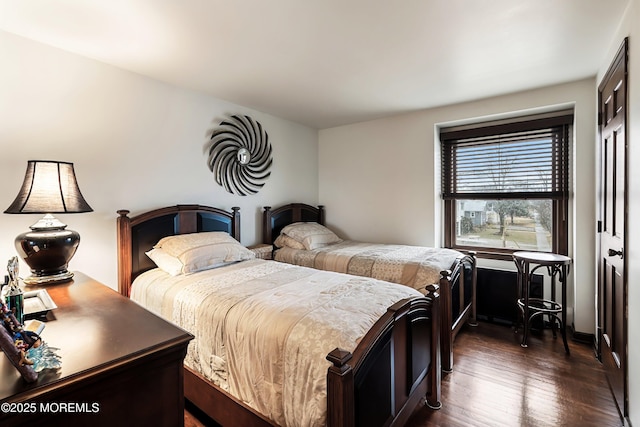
left=274, top=241, right=463, bottom=293
left=130, top=258, right=422, bottom=427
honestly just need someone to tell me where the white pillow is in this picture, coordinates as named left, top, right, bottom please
left=281, top=222, right=342, bottom=250
left=153, top=231, right=255, bottom=274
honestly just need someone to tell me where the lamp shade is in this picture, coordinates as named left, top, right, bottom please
left=4, top=160, right=93, bottom=215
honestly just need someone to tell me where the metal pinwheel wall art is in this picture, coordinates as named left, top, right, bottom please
left=206, top=115, right=273, bottom=196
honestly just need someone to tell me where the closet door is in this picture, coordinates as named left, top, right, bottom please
left=597, top=37, right=628, bottom=423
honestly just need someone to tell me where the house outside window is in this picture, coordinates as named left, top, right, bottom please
left=440, top=111, right=572, bottom=259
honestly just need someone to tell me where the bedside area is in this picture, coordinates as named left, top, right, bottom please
left=248, top=243, right=273, bottom=260
left=0, top=272, right=193, bottom=427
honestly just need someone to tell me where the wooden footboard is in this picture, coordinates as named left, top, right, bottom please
left=326, top=284, right=441, bottom=427
left=439, top=251, right=477, bottom=373
left=183, top=286, right=441, bottom=427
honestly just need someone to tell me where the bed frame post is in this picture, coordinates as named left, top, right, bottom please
left=425, top=284, right=442, bottom=409
left=439, top=269, right=454, bottom=373
left=326, top=349, right=355, bottom=427
left=117, top=210, right=132, bottom=297
left=469, top=251, right=478, bottom=326
left=317, top=205, right=325, bottom=225
left=231, top=206, right=241, bottom=241
left=262, top=206, right=272, bottom=244
left=439, top=251, right=478, bottom=373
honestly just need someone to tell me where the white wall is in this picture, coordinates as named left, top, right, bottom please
left=598, top=0, right=638, bottom=423
left=0, top=31, right=319, bottom=289
left=319, top=78, right=596, bottom=336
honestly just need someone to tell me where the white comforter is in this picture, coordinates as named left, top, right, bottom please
left=131, top=258, right=422, bottom=427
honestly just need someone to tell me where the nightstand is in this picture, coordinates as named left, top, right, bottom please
left=0, top=272, right=193, bottom=427
left=248, top=243, right=273, bottom=260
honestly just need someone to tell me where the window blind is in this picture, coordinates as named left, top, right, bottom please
left=441, top=114, right=571, bottom=200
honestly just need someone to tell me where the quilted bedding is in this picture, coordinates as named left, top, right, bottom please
left=274, top=241, right=462, bottom=293
left=130, top=258, right=422, bottom=427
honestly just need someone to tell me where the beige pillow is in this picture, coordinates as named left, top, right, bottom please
left=281, top=222, right=342, bottom=250
left=154, top=232, right=255, bottom=274
left=274, top=234, right=306, bottom=250
left=145, top=248, right=185, bottom=276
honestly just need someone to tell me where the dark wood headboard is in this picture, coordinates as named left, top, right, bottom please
left=117, top=204, right=240, bottom=297
left=262, top=203, right=325, bottom=245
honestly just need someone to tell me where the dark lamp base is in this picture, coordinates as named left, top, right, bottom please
left=15, top=227, right=80, bottom=286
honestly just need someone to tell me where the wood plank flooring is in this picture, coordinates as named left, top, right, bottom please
left=185, top=321, right=623, bottom=426
left=407, top=321, right=622, bottom=427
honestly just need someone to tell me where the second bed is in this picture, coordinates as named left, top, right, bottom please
left=263, top=203, right=477, bottom=373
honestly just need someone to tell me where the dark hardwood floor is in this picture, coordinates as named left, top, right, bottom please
left=185, top=321, right=622, bottom=427
left=408, top=321, right=622, bottom=427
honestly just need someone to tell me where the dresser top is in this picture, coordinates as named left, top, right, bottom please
left=1, top=272, right=193, bottom=401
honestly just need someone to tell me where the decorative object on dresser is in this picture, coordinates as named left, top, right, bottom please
left=263, top=202, right=478, bottom=373
left=0, top=298, right=40, bottom=383
left=4, top=160, right=93, bottom=285
left=0, top=272, right=193, bottom=426
left=205, top=115, right=273, bottom=196
left=4, top=257, right=24, bottom=324
left=117, top=204, right=442, bottom=427
left=0, top=256, right=61, bottom=383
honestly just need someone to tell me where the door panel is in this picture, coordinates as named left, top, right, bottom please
left=597, top=37, right=628, bottom=422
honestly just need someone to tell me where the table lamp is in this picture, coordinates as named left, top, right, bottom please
left=4, top=160, right=93, bottom=285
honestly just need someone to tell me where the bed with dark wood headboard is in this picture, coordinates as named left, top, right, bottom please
left=263, top=203, right=477, bottom=373
left=117, top=204, right=442, bottom=427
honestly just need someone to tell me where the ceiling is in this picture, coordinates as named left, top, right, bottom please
left=0, top=0, right=629, bottom=129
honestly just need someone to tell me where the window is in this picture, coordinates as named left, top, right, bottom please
left=440, top=111, right=572, bottom=259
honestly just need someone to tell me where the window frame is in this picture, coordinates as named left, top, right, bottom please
left=441, top=112, right=572, bottom=260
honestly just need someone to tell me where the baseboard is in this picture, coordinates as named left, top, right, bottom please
left=476, top=314, right=513, bottom=327
left=570, top=324, right=595, bottom=345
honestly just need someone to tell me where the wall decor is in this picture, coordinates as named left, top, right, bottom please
left=206, top=115, right=273, bottom=196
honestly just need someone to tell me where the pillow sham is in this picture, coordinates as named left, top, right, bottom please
left=280, top=222, right=342, bottom=250
left=153, top=231, right=255, bottom=274
left=145, top=248, right=185, bottom=276
left=274, top=234, right=306, bottom=250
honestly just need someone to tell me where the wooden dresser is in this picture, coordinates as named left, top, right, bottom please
left=0, top=272, right=193, bottom=427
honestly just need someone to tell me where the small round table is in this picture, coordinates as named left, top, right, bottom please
left=513, top=251, right=571, bottom=354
